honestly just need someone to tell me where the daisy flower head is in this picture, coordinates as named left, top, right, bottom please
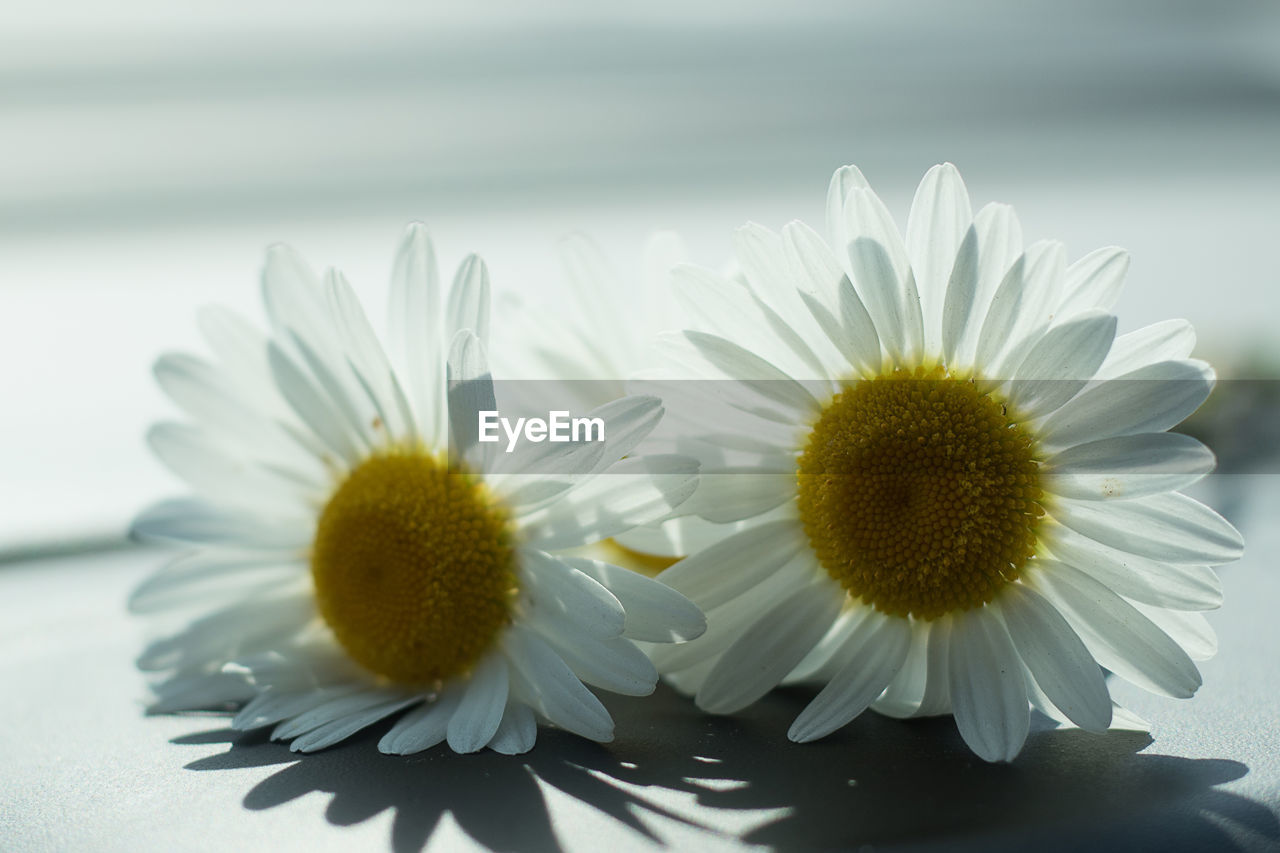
left=130, top=225, right=704, bottom=755
left=648, top=163, right=1244, bottom=762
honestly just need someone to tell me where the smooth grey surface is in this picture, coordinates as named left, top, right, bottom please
left=1, top=478, right=1277, bottom=852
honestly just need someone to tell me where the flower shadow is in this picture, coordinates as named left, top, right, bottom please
left=174, top=683, right=1278, bottom=852
left=679, top=685, right=1277, bottom=850
left=177, top=724, right=701, bottom=853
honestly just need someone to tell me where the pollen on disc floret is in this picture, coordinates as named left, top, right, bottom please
left=796, top=366, right=1045, bottom=619
left=310, top=451, right=518, bottom=685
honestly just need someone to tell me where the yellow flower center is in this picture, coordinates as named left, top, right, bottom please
left=797, top=366, right=1044, bottom=619
left=310, top=451, right=518, bottom=685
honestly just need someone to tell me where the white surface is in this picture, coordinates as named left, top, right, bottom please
left=0, top=478, right=1277, bottom=851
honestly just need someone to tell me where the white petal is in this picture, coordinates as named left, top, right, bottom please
left=227, top=642, right=368, bottom=691
left=519, top=549, right=625, bottom=639
left=782, top=219, right=844, bottom=304
left=788, top=610, right=912, bottom=741
left=518, top=455, right=698, bottom=550
left=1036, top=359, right=1214, bottom=451
left=128, top=549, right=302, bottom=615
left=488, top=700, right=538, bottom=755
left=1051, top=493, right=1244, bottom=565
left=746, top=289, right=832, bottom=382
left=733, top=223, right=837, bottom=378
left=585, top=394, right=669, bottom=472
left=1027, top=560, right=1201, bottom=698
left=286, top=323, right=376, bottom=451
left=651, top=554, right=815, bottom=674
left=980, top=241, right=1066, bottom=378
left=535, top=625, right=658, bottom=697
left=388, top=224, right=443, bottom=445
left=731, top=222, right=792, bottom=301
left=676, top=330, right=820, bottom=415
left=147, top=422, right=315, bottom=511
left=999, top=241, right=1067, bottom=371
left=1058, top=247, right=1128, bottom=317
left=378, top=692, right=460, bottom=755
left=647, top=343, right=819, bottom=436
left=563, top=557, right=706, bottom=642
left=447, top=654, right=510, bottom=753
left=661, top=653, right=720, bottom=696
left=841, top=186, right=910, bottom=278
left=825, top=164, right=870, bottom=252
left=148, top=670, right=256, bottom=713
left=131, top=498, right=311, bottom=550
left=973, top=255, right=1027, bottom=373
left=292, top=696, right=419, bottom=753
left=1111, top=704, right=1151, bottom=732
left=905, top=163, right=972, bottom=351
left=783, top=219, right=882, bottom=376
left=446, top=329, right=499, bottom=471
left=785, top=606, right=869, bottom=684
left=1096, top=319, right=1196, bottom=381
left=1045, top=524, right=1223, bottom=611
left=446, top=254, right=492, bottom=343
left=629, top=375, right=785, bottom=447
left=940, top=225, right=980, bottom=368
left=325, top=272, right=416, bottom=443
left=234, top=685, right=362, bottom=730
left=869, top=619, right=930, bottom=717
left=998, top=584, right=1111, bottom=732
left=195, top=305, right=279, bottom=408
left=696, top=581, right=842, bottom=714
left=153, top=353, right=318, bottom=471
left=273, top=689, right=406, bottom=740
left=917, top=614, right=954, bottom=716
left=682, top=472, right=794, bottom=524
left=137, top=589, right=313, bottom=674
left=798, top=284, right=881, bottom=378
left=260, top=243, right=329, bottom=350
left=657, top=520, right=807, bottom=610
left=843, top=185, right=923, bottom=362
left=502, top=627, right=613, bottom=741
left=665, top=263, right=760, bottom=349
left=953, top=203, right=1022, bottom=367
left=1043, top=432, right=1216, bottom=500
left=948, top=609, right=1029, bottom=763
left=1131, top=603, right=1217, bottom=661
left=846, top=235, right=921, bottom=364
left=267, top=342, right=361, bottom=466
left=1006, top=310, right=1116, bottom=419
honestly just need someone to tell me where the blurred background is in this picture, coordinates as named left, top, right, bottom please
left=2, top=0, right=1278, bottom=553
left=3, top=3, right=1280, bottom=851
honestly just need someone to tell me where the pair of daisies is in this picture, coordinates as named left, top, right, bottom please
left=133, top=164, right=1243, bottom=762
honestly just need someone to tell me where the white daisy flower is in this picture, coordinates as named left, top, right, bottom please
left=130, top=225, right=704, bottom=755
left=647, top=163, right=1244, bottom=762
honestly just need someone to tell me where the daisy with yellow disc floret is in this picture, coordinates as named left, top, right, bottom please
left=131, top=225, right=704, bottom=755
left=647, top=164, right=1244, bottom=762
